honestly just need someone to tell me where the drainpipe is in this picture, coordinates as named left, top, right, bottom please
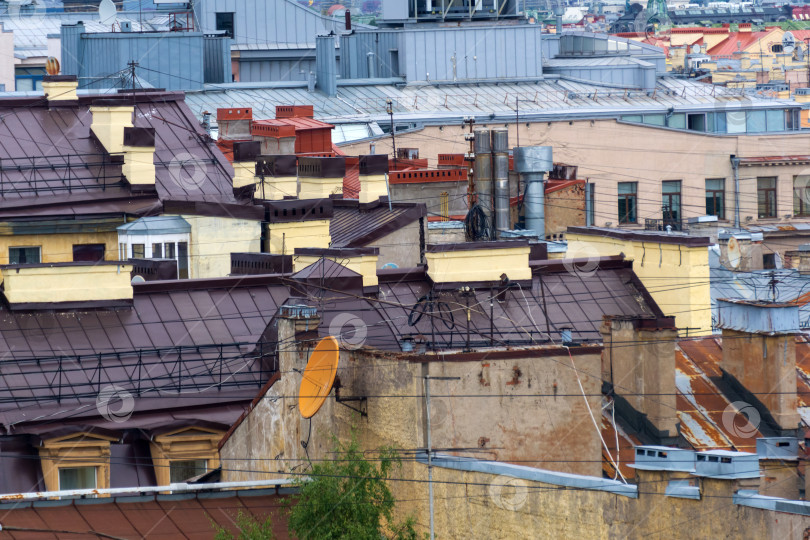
left=731, top=154, right=741, bottom=229
left=514, top=146, right=553, bottom=238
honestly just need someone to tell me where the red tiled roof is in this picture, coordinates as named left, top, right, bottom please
left=254, top=117, right=334, bottom=131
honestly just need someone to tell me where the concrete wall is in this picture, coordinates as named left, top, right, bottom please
left=340, top=120, right=810, bottom=239
left=220, top=316, right=606, bottom=485
left=182, top=215, right=260, bottom=278
left=407, top=466, right=810, bottom=539
left=390, top=180, right=468, bottom=220
left=368, top=219, right=423, bottom=269
left=566, top=232, right=711, bottom=334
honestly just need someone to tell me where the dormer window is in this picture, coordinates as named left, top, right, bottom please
left=117, top=216, right=191, bottom=279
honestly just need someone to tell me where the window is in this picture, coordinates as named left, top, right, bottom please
left=15, top=67, right=45, bottom=92
left=131, top=244, right=145, bottom=259
left=766, top=109, right=785, bottom=131
left=178, top=242, right=189, bottom=279
left=164, top=242, right=176, bottom=260
left=215, top=12, right=235, bottom=38
left=618, top=182, right=637, bottom=224
left=763, top=253, right=777, bottom=269
left=757, top=177, right=777, bottom=218
left=72, top=244, right=105, bottom=262
left=9, top=246, right=40, bottom=264
left=771, top=43, right=783, bottom=53
left=152, top=243, right=163, bottom=258
left=119, top=242, right=126, bottom=260
left=794, top=176, right=810, bottom=216
left=59, top=466, right=97, bottom=491
left=662, top=180, right=682, bottom=221
left=746, top=110, right=766, bottom=133
left=170, top=459, right=207, bottom=483
left=688, top=113, right=706, bottom=132
left=705, top=179, right=725, bottom=219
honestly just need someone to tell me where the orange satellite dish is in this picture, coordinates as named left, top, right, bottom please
left=45, top=57, right=60, bottom=76
left=298, top=336, right=340, bottom=418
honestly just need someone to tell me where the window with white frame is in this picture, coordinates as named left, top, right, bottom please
left=117, top=217, right=191, bottom=279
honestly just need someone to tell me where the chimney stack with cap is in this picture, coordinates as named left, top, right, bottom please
left=42, top=75, right=78, bottom=105
left=600, top=316, right=679, bottom=442
left=717, top=299, right=800, bottom=433
left=357, top=154, right=389, bottom=204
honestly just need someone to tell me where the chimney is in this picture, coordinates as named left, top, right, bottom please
left=231, top=141, right=261, bottom=196
left=718, top=232, right=763, bottom=271
left=797, top=244, right=810, bottom=275
left=217, top=108, right=252, bottom=140
left=251, top=122, right=296, bottom=155
left=357, top=154, right=389, bottom=204
left=717, top=299, right=800, bottom=433
left=294, top=247, right=379, bottom=288
left=739, top=23, right=752, bottom=33
left=264, top=198, right=332, bottom=255
left=424, top=240, right=531, bottom=283
left=90, top=102, right=134, bottom=154
left=600, top=316, right=679, bottom=441
left=41, top=75, right=78, bottom=105
left=298, top=156, right=345, bottom=199
left=315, top=35, right=338, bottom=97
left=256, top=155, right=298, bottom=200
left=121, top=127, right=156, bottom=188
left=756, top=437, right=800, bottom=499
left=514, top=146, right=553, bottom=239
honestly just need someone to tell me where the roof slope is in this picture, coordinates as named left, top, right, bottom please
left=330, top=199, right=427, bottom=248
left=0, top=92, right=253, bottom=218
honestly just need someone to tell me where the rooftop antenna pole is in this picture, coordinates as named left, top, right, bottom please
left=386, top=99, right=397, bottom=170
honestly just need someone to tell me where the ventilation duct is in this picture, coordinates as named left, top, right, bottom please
left=514, top=146, right=553, bottom=239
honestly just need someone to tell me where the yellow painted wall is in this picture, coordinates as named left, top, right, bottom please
left=0, top=231, right=120, bottom=282
left=3, top=263, right=133, bottom=304
left=425, top=246, right=531, bottom=283
left=359, top=173, right=388, bottom=204
left=294, top=253, right=379, bottom=287
left=180, top=214, right=261, bottom=279
left=265, top=219, right=331, bottom=255
left=566, top=233, right=710, bottom=334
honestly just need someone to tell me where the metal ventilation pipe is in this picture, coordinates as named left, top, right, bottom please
left=514, top=146, right=553, bottom=239
left=473, top=129, right=493, bottom=232
left=367, top=52, right=376, bottom=78
left=491, top=128, right=510, bottom=238
left=554, top=6, right=564, bottom=34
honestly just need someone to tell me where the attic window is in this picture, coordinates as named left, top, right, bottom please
left=777, top=442, right=790, bottom=447
left=708, top=456, right=719, bottom=463
left=657, top=451, right=668, bottom=458
left=697, top=455, right=706, bottom=461
left=721, top=457, right=732, bottom=464
left=636, top=449, right=644, bottom=456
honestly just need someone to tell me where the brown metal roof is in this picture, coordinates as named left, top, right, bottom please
left=0, top=488, right=294, bottom=540
left=329, top=199, right=427, bottom=248
left=0, top=92, right=259, bottom=219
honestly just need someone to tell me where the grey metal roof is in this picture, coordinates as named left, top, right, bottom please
left=117, top=216, right=191, bottom=235
left=185, top=77, right=795, bottom=129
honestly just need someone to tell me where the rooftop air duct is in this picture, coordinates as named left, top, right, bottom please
left=514, top=146, right=553, bottom=239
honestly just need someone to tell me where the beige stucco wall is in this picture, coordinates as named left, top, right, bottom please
left=0, top=24, right=14, bottom=93
left=340, top=120, right=810, bottom=232
left=368, top=219, right=424, bottom=269
left=181, top=214, right=260, bottom=278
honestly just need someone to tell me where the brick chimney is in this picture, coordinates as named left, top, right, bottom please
left=600, top=316, right=679, bottom=440
left=231, top=141, right=260, bottom=196
left=717, top=299, right=800, bottom=433
left=217, top=108, right=252, bottom=140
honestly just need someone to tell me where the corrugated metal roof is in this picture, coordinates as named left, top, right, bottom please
left=186, top=77, right=793, bottom=129
left=329, top=199, right=425, bottom=248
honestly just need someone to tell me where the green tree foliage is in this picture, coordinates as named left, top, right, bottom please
left=211, top=510, right=276, bottom=540
left=288, top=432, right=421, bottom=540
